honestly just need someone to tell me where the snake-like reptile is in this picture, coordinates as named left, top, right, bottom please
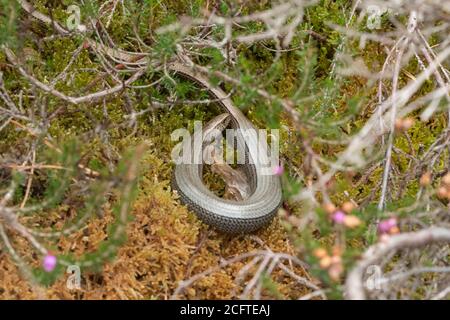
left=169, top=62, right=282, bottom=234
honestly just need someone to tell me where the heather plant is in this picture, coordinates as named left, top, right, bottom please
left=0, top=0, right=449, bottom=300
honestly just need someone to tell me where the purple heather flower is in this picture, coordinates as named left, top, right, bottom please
left=273, top=165, right=284, bottom=176
left=387, top=218, right=397, bottom=228
left=332, top=210, right=346, bottom=224
left=378, top=217, right=397, bottom=234
left=42, top=254, right=57, bottom=272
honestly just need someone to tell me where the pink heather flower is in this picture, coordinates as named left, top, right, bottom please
left=378, top=221, right=390, bottom=234
left=332, top=211, right=346, bottom=224
left=387, top=218, right=397, bottom=228
left=378, top=217, right=397, bottom=234
left=42, top=254, right=57, bottom=272
left=273, top=165, right=284, bottom=176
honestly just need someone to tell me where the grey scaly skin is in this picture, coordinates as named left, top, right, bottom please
left=170, top=62, right=282, bottom=234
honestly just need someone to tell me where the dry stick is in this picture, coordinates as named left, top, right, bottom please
left=417, top=29, right=450, bottom=82
left=0, top=116, right=12, bottom=132
left=378, top=11, right=418, bottom=211
left=3, top=48, right=146, bottom=105
left=378, top=266, right=450, bottom=286
left=0, top=178, right=17, bottom=208
left=298, top=289, right=329, bottom=300
left=378, top=42, right=406, bottom=211
left=100, top=0, right=123, bottom=28
left=253, top=255, right=280, bottom=300
left=232, top=256, right=262, bottom=296
left=277, top=263, right=322, bottom=292
left=417, top=34, right=450, bottom=121
left=431, top=286, right=450, bottom=300
left=345, top=227, right=450, bottom=300
left=240, top=253, right=271, bottom=299
left=20, top=150, right=35, bottom=208
left=2, top=163, right=65, bottom=171
left=0, top=72, right=20, bottom=113
left=377, top=36, right=405, bottom=145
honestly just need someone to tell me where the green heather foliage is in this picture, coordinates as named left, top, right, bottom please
left=0, top=0, right=19, bottom=48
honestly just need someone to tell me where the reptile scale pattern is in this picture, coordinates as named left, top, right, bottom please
left=170, top=62, right=283, bottom=234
